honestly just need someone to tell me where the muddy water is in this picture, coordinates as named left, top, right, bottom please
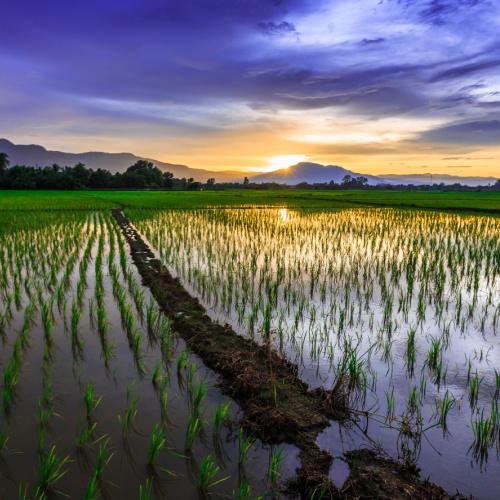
left=0, top=213, right=298, bottom=498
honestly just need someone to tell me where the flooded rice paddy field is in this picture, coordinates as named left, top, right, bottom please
left=0, top=211, right=297, bottom=499
left=129, top=207, right=500, bottom=499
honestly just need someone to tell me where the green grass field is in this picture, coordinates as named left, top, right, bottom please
left=0, top=189, right=498, bottom=212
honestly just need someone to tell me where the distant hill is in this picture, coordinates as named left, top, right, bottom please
left=383, top=173, right=498, bottom=187
left=2, top=139, right=496, bottom=186
left=251, top=162, right=389, bottom=185
left=251, top=162, right=498, bottom=187
left=0, top=138, right=243, bottom=182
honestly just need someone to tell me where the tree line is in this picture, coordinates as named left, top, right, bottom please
left=0, top=152, right=498, bottom=191
left=0, top=153, right=205, bottom=190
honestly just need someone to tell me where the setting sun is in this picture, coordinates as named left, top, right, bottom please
left=262, top=154, right=308, bottom=173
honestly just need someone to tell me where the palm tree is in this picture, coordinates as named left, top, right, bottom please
left=0, top=152, right=9, bottom=174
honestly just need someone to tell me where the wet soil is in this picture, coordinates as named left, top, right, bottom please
left=341, top=449, right=470, bottom=499
left=112, top=209, right=468, bottom=499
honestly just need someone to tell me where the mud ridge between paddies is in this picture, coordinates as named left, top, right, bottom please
left=112, top=209, right=470, bottom=500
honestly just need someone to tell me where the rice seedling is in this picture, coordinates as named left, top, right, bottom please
left=198, top=454, right=229, bottom=494
left=70, top=301, right=83, bottom=353
left=213, top=401, right=231, bottom=433
left=138, top=479, right=153, bottom=500
left=310, top=483, right=330, bottom=499
left=435, top=390, right=455, bottom=432
left=96, top=304, right=108, bottom=338
left=37, top=445, right=71, bottom=493
left=268, top=447, right=284, bottom=489
left=147, top=423, right=166, bottom=464
left=468, top=372, right=482, bottom=409
left=159, top=316, right=173, bottom=359
left=405, top=327, right=417, bottom=376
left=146, top=300, right=159, bottom=337
left=385, top=387, right=395, bottom=422
left=17, top=482, right=31, bottom=500
left=118, top=388, right=138, bottom=438
left=237, top=429, right=255, bottom=466
left=0, top=202, right=498, bottom=496
left=176, top=350, right=189, bottom=382
left=84, top=383, right=102, bottom=421
left=152, top=360, right=163, bottom=388
left=3, top=356, right=20, bottom=408
left=41, top=301, right=53, bottom=345
left=76, top=422, right=98, bottom=449
left=94, top=437, right=113, bottom=479
left=84, top=473, right=99, bottom=500
left=470, top=410, right=495, bottom=466
left=0, top=429, right=9, bottom=455
left=186, top=414, right=201, bottom=450
left=186, top=362, right=198, bottom=393
left=235, top=477, right=252, bottom=500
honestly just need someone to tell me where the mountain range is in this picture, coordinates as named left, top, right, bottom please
left=0, top=138, right=497, bottom=186
left=253, top=164, right=498, bottom=186
left=0, top=138, right=243, bottom=182
left=252, top=162, right=386, bottom=185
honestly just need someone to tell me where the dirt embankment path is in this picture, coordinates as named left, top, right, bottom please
left=112, top=209, right=468, bottom=500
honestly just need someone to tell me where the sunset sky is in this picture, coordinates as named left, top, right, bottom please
left=1, top=0, right=499, bottom=176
